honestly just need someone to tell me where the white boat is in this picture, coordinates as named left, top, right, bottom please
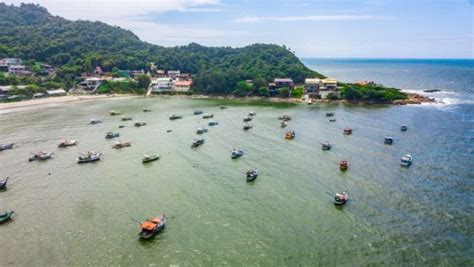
left=231, top=148, right=244, bottom=159
left=401, top=154, right=412, bottom=167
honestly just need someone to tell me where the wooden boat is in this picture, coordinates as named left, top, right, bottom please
left=193, top=110, right=203, bottom=115
left=142, top=154, right=160, bottom=163
left=326, top=112, right=335, bottom=117
left=340, top=160, right=348, bottom=171
left=0, top=211, right=14, bottom=224
left=202, top=113, right=214, bottom=119
left=248, top=111, right=256, bottom=116
left=191, top=138, right=205, bottom=148
left=243, top=124, right=253, bottom=131
left=77, top=151, right=102, bottom=163
left=322, top=141, right=332, bottom=151
left=401, top=154, right=412, bottom=167
left=110, top=110, right=122, bottom=116
left=334, top=191, right=348, bottom=205
left=231, top=149, right=244, bottom=159
left=196, top=127, right=208, bottom=134
left=0, top=143, right=14, bottom=151
left=280, top=121, right=288, bottom=128
left=208, top=121, right=219, bottom=126
left=384, top=136, right=394, bottom=144
left=90, top=118, right=103, bottom=124
left=401, top=125, right=408, bottom=131
left=58, top=139, right=77, bottom=148
left=246, top=169, right=258, bottom=182
left=329, top=119, right=336, bottom=122
left=121, top=116, right=132, bottom=121
left=343, top=127, right=353, bottom=135
left=113, top=141, right=131, bottom=149
left=105, top=132, right=120, bottom=139
left=285, top=131, right=296, bottom=140
left=29, top=151, right=53, bottom=162
left=0, top=177, right=9, bottom=190
left=278, top=115, right=291, bottom=121
left=135, top=121, right=146, bottom=127
left=169, top=114, right=182, bottom=120
left=139, top=215, right=166, bottom=239
left=143, top=108, right=152, bottom=112
left=243, top=116, right=252, bottom=122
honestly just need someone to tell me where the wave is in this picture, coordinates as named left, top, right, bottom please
left=402, top=89, right=474, bottom=106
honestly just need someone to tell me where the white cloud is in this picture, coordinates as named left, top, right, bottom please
left=234, top=14, right=394, bottom=23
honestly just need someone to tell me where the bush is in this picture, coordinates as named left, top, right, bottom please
left=326, top=92, right=340, bottom=100
left=291, top=86, right=304, bottom=98
left=278, top=87, right=290, bottom=98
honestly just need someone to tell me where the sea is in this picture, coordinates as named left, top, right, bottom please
left=0, top=59, right=472, bottom=266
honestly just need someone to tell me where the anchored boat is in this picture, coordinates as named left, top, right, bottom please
left=105, top=132, right=120, bottom=139
left=142, top=154, right=160, bottom=163
left=326, top=112, right=335, bottom=117
left=285, top=131, right=296, bottom=140
left=401, top=154, right=412, bottom=167
left=243, top=116, right=252, bottom=122
left=110, top=110, right=121, bottom=116
left=196, top=127, right=208, bottom=134
left=340, top=160, right=348, bottom=171
left=401, top=125, right=408, bottom=131
left=90, top=118, right=103, bottom=124
left=138, top=215, right=166, bottom=239
left=248, top=111, right=256, bottom=116
left=334, top=191, right=348, bottom=205
left=29, top=151, right=53, bottom=162
left=322, top=141, right=332, bottom=151
left=0, top=143, right=14, bottom=151
left=0, top=177, right=9, bottom=190
left=203, top=113, right=214, bottom=119
left=121, top=116, right=132, bottom=121
left=231, top=148, right=244, bottom=159
left=0, top=211, right=14, bottom=224
left=194, top=110, right=203, bottom=115
left=192, top=138, right=205, bottom=148
left=246, top=169, right=258, bottom=182
left=169, top=114, right=182, bottom=120
left=343, top=127, right=353, bottom=135
left=384, top=136, right=394, bottom=144
left=135, top=121, right=146, bottom=127
left=143, top=108, right=152, bottom=112
left=281, top=121, right=288, bottom=128
left=329, top=119, right=336, bottom=122
left=113, top=141, right=131, bottom=149
left=77, top=151, right=102, bottom=163
left=58, top=139, right=77, bottom=148
left=208, top=121, right=219, bottom=126
left=278, top=115, right=291, bottom=121
left=243, top=124, right=253, bottom=131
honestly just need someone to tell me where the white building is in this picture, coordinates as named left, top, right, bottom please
left=304, top=78, right=320, bottom=98
left=319, top=78, right=339, bottom=99
left=150, top=77, right=173, bottom=92
left=80, top=77, right=104, bottom=90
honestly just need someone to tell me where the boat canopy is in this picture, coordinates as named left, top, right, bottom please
left=141, top=221, right=157, bottom=231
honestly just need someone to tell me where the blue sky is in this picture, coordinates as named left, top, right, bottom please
left=4, top=0, right=474, bottom=58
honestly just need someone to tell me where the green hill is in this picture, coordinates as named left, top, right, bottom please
left=0, top=3, right=323, bottom=94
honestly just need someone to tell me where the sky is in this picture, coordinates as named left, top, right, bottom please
left=3, top=0, right=474, bottom=58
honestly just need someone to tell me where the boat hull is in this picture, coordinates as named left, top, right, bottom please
left=0, top=211, right=14, bottom=223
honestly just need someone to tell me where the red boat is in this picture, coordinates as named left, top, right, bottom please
left=340, top=160, right=348, bottom=171
left=343, top=127, right=352, bottom=135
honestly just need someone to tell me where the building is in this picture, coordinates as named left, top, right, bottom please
left=304, top=78, right=320, bottom=98
left=0, top=58, right=22, bottom=66
left=274, top=78, right=294, bottom=89
left=173, top=80, right=192, bottom=92
left=47, top=89, right=67, bottom=96
left=150, top=77, right=173, bottom=92
left=130, top=70, right=145, bottom=79
left=319, top=78, right=338, bottom=99
left=8, top=65, right=32, bottom=76
left=80, top=77, right=104, bottom=90
left=167, top=70, right=180, bottom=80
left=94, top=66, right=103, bottom=76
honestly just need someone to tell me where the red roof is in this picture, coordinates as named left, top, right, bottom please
left=174, top=80, right=192, bottom=86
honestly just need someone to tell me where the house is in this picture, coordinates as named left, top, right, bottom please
left=94, top=66, right=103, bottom=76
left=80, top=77, right=104, bottom=90
left=173, top=80, right=192, bottom=92
left=0, top=58, right=22, bottom=66
left=274, top=78, right=294, bottom=89
left=178, top=73, right=191, bottom=81
left=156, top=70, right=166, bottom=77
left=150, top=77, right=173, bottom=92
left=304, top=78, right=320, bottom=98
left=356, top=80, right=376, bottom=86
left=131, top=70, right=145, bottom=79
left=47, top=89, right=67, bottom=96
left=8, top=65, right=32, bottom=76
left=167, top=70, right=180, bottom=80
left=319, top=78, right=339, bottom=99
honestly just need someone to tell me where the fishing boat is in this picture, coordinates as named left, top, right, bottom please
left=121, top=116, right=132, bottom=121
left=280, top=121, right=288, bottom=128
left=194, top=110, right=203, bottom=115
left=138, top=214, right=166, bottom=239
left=322, top=141, right=332, bottom=151
left=401, top=125, right=408, bottom=131
left=243, top=116, right=252, bottom=122
left=202, top=113, right=214, bottom=119
left=343, top=127, right=353, bottom=135
left=0, top=143, right=14, bottom=151
left=142, top=154, right=160, bottom=163
left=401, top=154, right=412, bottom=167
left=243, top=124, right=253, bottom=131
left=249, top=111, right=256, bottom=116
left=169, top=114, right=182, bottom=120
left=105, top=132, right=120, bottom=139
left=0, top=211, right=14, bottom=224
left=135, top=121, right=146, bottom=127
left=196, top=127, right=208, bottom=134
left=208, top=121, right=219, bottom=126
left=58, top=139, right=77, bottom=148
left=110, top=110, right=122, bottom=116
left=285, top=131, right=296, bottom=140
left=0, top=177, right=9, bottom=190
left=90, top=118, right=103, bottom=124
left=191, top=138, right=205, bottom=147
left=113, top=141, right=131, bottom=149
left=329, top=119, right=336, bottom=122
left=29, top=151, right=53, bottom=162
left=384, top=136, right=394, bottom=144
left=326, top=112, right=335, bottom=117
left=166, top=129, right=172, bottom=133
left=231, top=148, right=244, bottom=159
left=118, top=125, right=125, bottom=128
left=334, top=191, right=348, bottom=205
left=278, top=115, right=291, bottom=121
left=340, top=160, right=348, bottom=171
left=77, top=151, right=102, bottom=163
left=143, top=108, right=152, bottom=112
left=246, top=169, right=258, bottom=182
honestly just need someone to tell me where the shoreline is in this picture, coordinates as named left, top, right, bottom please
left=0, top=92, right=435, bottom=113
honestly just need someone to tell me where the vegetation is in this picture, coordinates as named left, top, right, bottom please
left=340, top=84, right=408, bottom=102
left=96, top=80, right=145, bottom=94
left=0, top=3, right=323, bottom=95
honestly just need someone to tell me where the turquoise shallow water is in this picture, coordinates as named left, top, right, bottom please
left=0, top=96, right=472, bottom=266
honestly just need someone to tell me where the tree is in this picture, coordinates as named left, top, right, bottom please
left=137, top=74, right=150, bottom=89
left=278, top=87, right=290, bottom=98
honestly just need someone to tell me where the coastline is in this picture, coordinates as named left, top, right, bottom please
left=0, top=92, right=434, bottom=114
